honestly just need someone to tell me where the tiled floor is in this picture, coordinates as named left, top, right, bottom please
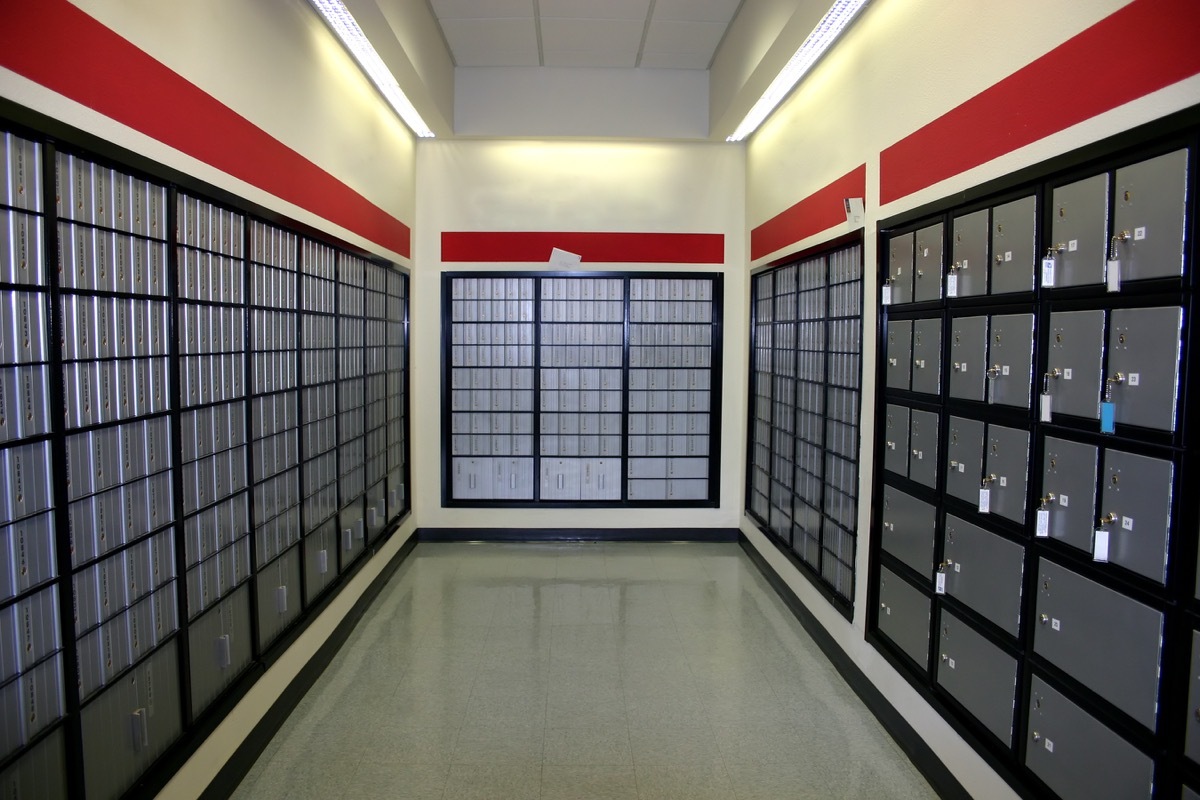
left=232, top=542, right=937, bottom=799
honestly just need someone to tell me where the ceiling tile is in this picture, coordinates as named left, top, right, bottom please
left=543, top=49, right=639, bottom=68
left=651, top=0, right=742, bottom=23
left=439, top=18, right=540, bottom=67
left=429, top=0, right=534, bottom=20
left=540, top=18, right=645, bottom=52
left=642, top=19, right=726, bottom=54
left=638, top=51, right=713, bottom=69
left=539, top=0, right=651, bottom=20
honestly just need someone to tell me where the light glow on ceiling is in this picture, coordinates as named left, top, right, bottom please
left=308, top=0, right=435, bottom=138
left=726, top=0, right=869, bottom=142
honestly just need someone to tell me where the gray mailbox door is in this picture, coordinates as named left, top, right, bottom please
left=1112, top=148, right=1187, bottom=282
left=1040, top=437, right=1099, bottom=554
left=1050, top=173, right=1109, bottom=287
left=910, top=318, right=942, bottom=395
left=886, top=319, right=913, bottom=391
left=1098, top=448, right=1172, bottom=584
left=913, top=222, right=944, bottom=302
left=907, top=409, right=938, bottom=489
left=945, top=416, right=985, bottom=505
left=987, top=313, right=1034, bottom=409
left=984, top=424, right=1029, bottom=524
left=887, top=232, right=915, bottom=305
left=950, top=209, right=988, bottom=297
left=1106, top=305, right=1183, bottom=432
left=936, top=609, right=1017, bottom=746
left=878, top=566, right=930, bottom=671
left=881, top=486, right=935, bottom=578
left=949, top=316, right=988, bottom=401
left=990, top=195, right=1036, bottom=294
left=1045, top=309, right=1104, bottom=420
left=883, top=404, right=910, bottom=476
left=943, top=513, right=1024, bottom=637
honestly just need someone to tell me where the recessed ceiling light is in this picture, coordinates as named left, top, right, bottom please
left=308, top=0, right=435, bottom=138
left=727, top=0, right=869, bottom=142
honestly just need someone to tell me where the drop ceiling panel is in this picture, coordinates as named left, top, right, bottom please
left=652, top=0, right=742, bottom=23
left=429, top=0, right=534, bottom=20
left=541, top=18, right=646, bottom=53
left=639, top=51, right=713, bottom=70
left=439, top=18, right=540, bottom=67
left=543, top=49, right=639, bottom=68
left=539, top=0, right=651, bottom=20
left=643, top=19, right=728, bottom=54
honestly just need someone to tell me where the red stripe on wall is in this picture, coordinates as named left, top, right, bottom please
left=880, top=0, right=1200, bottom=206
left=0, top=0, right=412, bottom=258
left=442, top=232, right=725, bottom=264
left=750, top=165, right=865, bottom=261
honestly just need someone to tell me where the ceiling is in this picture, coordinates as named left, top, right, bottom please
left=428, top=0, right=745, bottom=70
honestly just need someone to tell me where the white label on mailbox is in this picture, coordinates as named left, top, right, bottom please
left=1035, top=509, right=1050, bottom=537
left=1128, top=373, right=1140, bottom=386
left=916, top=450, right=923, bottom=459
left=978, top=488, right=991, bottom=513
left=958, top=462, right=965, bottom=473
left=960, top=362, right=967, bottom=372
left=885, top=607, right=891, bottom=615
left=947, top=657, right=955, bottom=669
left=1001, top=365, right=1010, bottom=376
left=1004, top=251, right=1013, bottom=262
left=882, top=285, right=892, bottom=305
left=1134, top=226, right=1147, bottom=240
left=922, top=247, right=929, bottom=257
left=1059, top=494, right=1069, bottom=507
left=1068, top=239, right=1078, bottom=252
left=947, top=273, right=958, bottom=297
left=1040, top=393, right=1053, bottom=421
left=1051, top=618, right=1061, bottom=631
left=1093, top=529, right=1110, bottom=562
left=962, top=259, right=969, bottom=269
left=1041, top=258, right=1056, bottom=287
left=1063, top=368, right=1073, bottom=380
left=1122, top=516, right=1134, bottom=531
left=935, top=573, right=946, bottom=594
left=1045, top=738, right=1054, bottom=753
left=1106, top=259, right=1121, bottom=292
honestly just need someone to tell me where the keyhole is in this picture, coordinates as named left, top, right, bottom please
left=991, top=443, right=998, bottom=454
left=1119, top=332, right=1126, bottom=344
left=1043, top=578, right=1051, bottom=592
left=1058, top=207, right=1065, bottom=218
left=952, top=433, right=958, bottom=444
left=1035, top=697, right=1042, bottom=710
left=955, top=334, right=961, bottom=343
left=1050, top=458, right=1057, bottom=469
left=1055, top=332, right=1062, bottom=343
left=995, top=334, right=1001, bottom=342
left=1111, top=473, right=1119, bottom=485
left=997, top=224, right=1003, bottom=233
left=1124, top=190, right=1131, bottom=202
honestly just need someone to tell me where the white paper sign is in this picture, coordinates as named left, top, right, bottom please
left=1093, top=529, right=1110, bottom=562
left=1041, top=257, right=1056, bottom=287
left=1040, top=392, right=1053, bottom=422
left=978, top=488, right=991, bottom=513
left=1106, top=259, right=1121, bottom=292
left=935, top=573, right=946, bottom=594
left=1035, top=508, right=1050, bottom=537
left=882, top=284, right=893, bottom=305
left=946, top=273, right=958, bottom=297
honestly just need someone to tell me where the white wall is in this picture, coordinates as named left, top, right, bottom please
left=413, top=139, right=748, bottom=530
left=742, top=1, right=1200, bottom=798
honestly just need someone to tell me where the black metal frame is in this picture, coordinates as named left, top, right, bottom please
left=867, top=105, right=1200, bottom=800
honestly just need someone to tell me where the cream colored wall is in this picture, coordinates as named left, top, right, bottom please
left=2, top=0, right=416, bottom=263
left=741, top=2, right=1200, bottom=798
left=412, top=139, right=748, bottom=530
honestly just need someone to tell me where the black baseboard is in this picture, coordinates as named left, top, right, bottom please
left=737, top=532, right=972, bottom=800
left=198, top=532, right=418, bottom=800
left=416, top=527, right=740, bottom=543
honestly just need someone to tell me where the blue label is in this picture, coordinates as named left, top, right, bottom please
left=1100, top=402, right=1116, bottom=434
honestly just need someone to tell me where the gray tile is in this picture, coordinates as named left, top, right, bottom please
left=343, top=762, right=451, bottom=799
left=541, top=765, right=640, bottom=800
left=452, top=721, right=546, bottom=765
left=628, top=724, right=722, bottom=766
left=442, top=764, right=541, bottom=800
left=633, top=762, right=736, bottom=800
left=544, top=724, right=634, bottom=765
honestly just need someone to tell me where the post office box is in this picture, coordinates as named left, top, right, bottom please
left=910, top=318, right=941, bottom=395
left=883, top=404, right=910, bottom=476
left=983, top=425, right=1029, bottom=524
left=877, top=566, right=930, bottom=671
left=936, top=609, right=1017, bottom=745
left=0, top=210, right=44, bottom=287
left=1105, top=306, right=1182, bottom=432
left=986, top=313, right=1034, bottom=408
left=1111, top=149, right=1187, bottom=282
left=881, top=486, right=935, bottom=578
left=0, top=724, right=67, bottom=800
left=907, top=409, right=938, bottom=489
left=948, top=316, right=987, bottom=401
left=1034, top=558, right=1161, bottom=730
left=945, top=416, right=985, bottom=504
left=1048, top=173, right=1109, bottom=287
left=1096, top=449, right=1171, bottom=584
left=1044, top=310, right=1104, bottom=420
left=912, top=223, right=943, bottom=302
left=886, top=232, right=914, bottom=305
left=990, top=195, right=1036, bottom=294
left=4, top=134, right=42, bottom=213
left=942, top=514, right=1023, bottom=636
left=1038, top=437, right=1099, bottom=554
left=627, top=479, right=666, bottom=500
left=886, top=319, right=912, bottom=391
left=1025, top=674, right=1152, bottom=800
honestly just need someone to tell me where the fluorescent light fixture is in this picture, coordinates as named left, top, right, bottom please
left=308, top=0, right=435, bottom=138
left=726, top=0, right=869, bottom=142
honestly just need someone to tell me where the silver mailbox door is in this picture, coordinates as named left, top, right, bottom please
left=943, top=513, right=1024, bottom=637
left=990, top=195, right=1036, bottom=294
left=950, top=209, right=988, bottom=297
left=949, top=316, right=987, bottom=401
left=1040, top=437, right=1099, bottom=554
left=1107, top=306, right=1183, bottom=432
left=883, top=404, right=910, bottom=477
left=878, top=566, right=930, bottom=671
left=1099, top=448, right=1172, bottom=584
left=910, top=318, right=942, bottom=396
left=984, top=424, right=1029, bottom=524
left=887, top=232, right=914, bottom=305
left=1112, top=148, right=1187, bottom=281
left=987, top=313, right=1034, bottom=408
left=1187, top=631, right=1200, bottom=765
left=907, top=409, right=938, bottom=489
left=881, top=485, right=935, bottom=578
left=1033, top=559, right=1162, bottom=730
left=945, top=415, right=985, bottom=504
left=1050, top=173, right=1109, bottom=287
left=886, top=320, right=913, bottom=391
left=913, top=222, right=943, bottom=302
left=1046, top=309, right=1104, bottom=420
left=936, top=609, right=1017, bottom=746
left=1025, top=675, right=1153, bottom=800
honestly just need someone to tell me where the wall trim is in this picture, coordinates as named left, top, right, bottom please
left=441, top=231, right=725, bottom=264
left=417, top=527, right=740, bottom=543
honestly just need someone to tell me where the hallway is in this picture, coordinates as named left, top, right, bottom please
left=233, top=542, right=936, bottom=799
